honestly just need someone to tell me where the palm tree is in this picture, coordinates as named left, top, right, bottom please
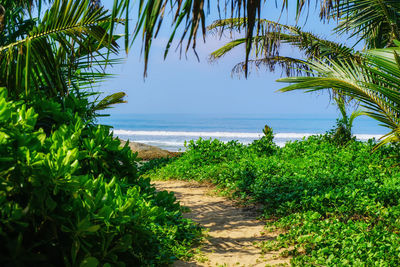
left=206, top=0, right=400, bottom=77
left=273, top=1, right=400, bottom=146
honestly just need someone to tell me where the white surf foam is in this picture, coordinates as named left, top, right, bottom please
left=114, top=130, right=263, bottom=138
left=354, top=134, right=383, bottom=140
left=114, top=130, right=384, bottom=146
left=113, top=130, right=319, bottom=139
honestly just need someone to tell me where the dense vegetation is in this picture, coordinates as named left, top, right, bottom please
left=0, top=88, right=201, bottom=266
left=141, top=129, right=400, bottom=265
left=0, top=0, right=202, bottom=265
left=3, top=0, right=400, bottom=265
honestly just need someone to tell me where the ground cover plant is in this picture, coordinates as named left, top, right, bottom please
left=141, top=128, right=400, bottom=266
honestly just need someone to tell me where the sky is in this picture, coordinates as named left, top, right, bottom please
left=97, top=1, right=361, bottom=117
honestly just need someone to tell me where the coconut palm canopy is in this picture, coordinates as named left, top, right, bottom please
left=131, top=0, right=343, bottom=76
left=208, top=0, right=400, bottom=76
left=1, top=0, right=366, bottom=81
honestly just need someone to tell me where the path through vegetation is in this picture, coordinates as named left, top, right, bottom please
left=153, top=180, right=290, bottom=267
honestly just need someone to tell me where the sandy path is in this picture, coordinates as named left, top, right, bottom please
left=153, top=180, right=290, bottom=267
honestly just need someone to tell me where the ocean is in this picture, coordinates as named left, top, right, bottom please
left=98, top=114, right=387, bottom=152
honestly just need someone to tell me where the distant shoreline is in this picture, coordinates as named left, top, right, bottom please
left=104, top=113, right=386, bottom=152
left=116, top=131, right=384, bottom=153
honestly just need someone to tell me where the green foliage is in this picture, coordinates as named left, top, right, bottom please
left=324, top=98, right=361, bottom=146
left=1, top=0, right=122, bottom=99
left=184, top=138, right=246, bottom=167
left=247, top=125, right=277, bottom=156
left=143, top=130, right=400, bottom=265
left=138, top=157, right=178, bottom=176
left=0, top=88, right=201, bottom=266
left=208, top=18, right=358, bottom=78
left=279, top=46, right=400, bottom=148
left=131, top=0, right=348, bottom=77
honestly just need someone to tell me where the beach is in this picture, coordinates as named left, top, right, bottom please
left=103, top=113, right=385, bottom=152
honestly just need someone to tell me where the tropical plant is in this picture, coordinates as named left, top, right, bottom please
left=0, top=87, right=201, bottom=266
left=334, top=0, right=400, bottom=49
left=132, top=0, right=348, bottom=76
left=325, top=97, right=362, bottom=145
left=208, top=18, right=359, bottom=77
left=273, top=1, right=400, bottom=147
left=0, top=1, right=205, bottom=265
left=0, top=0, right=128, bottom=125
left=278, top=46, right=400, bottom=147
left=207, top=0, right=400, bottom=74
left=0, top=0, right=348, bottom=80
left=248, top=124, right=277, bottom=155
left=203, top=1, right=400, bottom=145
left=1, top=0, right=113, bottom=96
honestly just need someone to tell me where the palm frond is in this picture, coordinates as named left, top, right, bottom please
left=209, top=18, right=358, bottom=77
left=230, top=56, right=310, bottom=77
left=278, top=47, right=400, bottom=147
left=334, top=0, right=400, bottom=49
left=0, top=0, right=123, bottom=98
left=93, top=92, right=127, bottom=111
left=132, top=0, right=345, bottom=77
left=133, top=0, right=264, bottom=77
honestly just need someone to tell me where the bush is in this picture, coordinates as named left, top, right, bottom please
left=0, top=88, right=201, bottom=266
left=247, top=125, right=277, bottom=156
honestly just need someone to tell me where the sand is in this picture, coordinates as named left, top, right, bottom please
left=119, top=140, right=181, bottom=160
left=153, top=180, right=291, bottom=267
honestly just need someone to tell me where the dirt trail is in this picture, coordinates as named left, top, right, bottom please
left=153, top=180, right=290, bottom=267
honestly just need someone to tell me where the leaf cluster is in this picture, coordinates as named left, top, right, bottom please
left=0, top=88, right=201, bottom=266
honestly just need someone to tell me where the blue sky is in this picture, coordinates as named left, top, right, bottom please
left=98, top=1, right=360, bottom=116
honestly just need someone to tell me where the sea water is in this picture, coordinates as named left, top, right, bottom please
left=98, top=114, right=387, bottom=152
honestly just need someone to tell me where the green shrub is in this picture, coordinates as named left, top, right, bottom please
left=247, top=125, right=277, bottom=156
left=0, top=88, right=201, bottom=266
left=184, top=138, right=245, bottom=166
left=138, top=157, right=178, bottom=176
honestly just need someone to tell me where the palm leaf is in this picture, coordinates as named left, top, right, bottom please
left=0, top=0, right=123, bottom=98
left=277, top=47, right=400, bottom=147
left=93, top=92, right=127, bottom=111
left=230, top=56, right=309, bottom=77
left=209, top=18, right=358, bottom=77
left=334, top=0, right=400, bottom=49
left=132, top=0, right=346, bottom=77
